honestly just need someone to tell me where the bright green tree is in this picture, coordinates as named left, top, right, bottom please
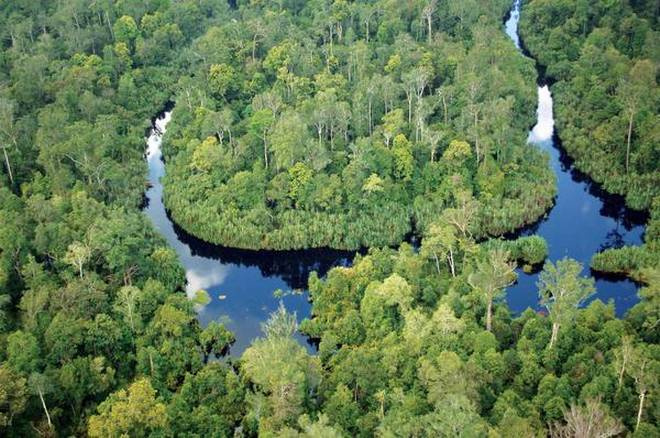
left=88, top=378, right=167, bottom=437
left=537, top=258, right=595, bottom=349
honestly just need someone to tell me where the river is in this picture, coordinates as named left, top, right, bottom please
left=143, top=0, right=646, bottom=355
left=504, top=0, right=646, bottom=314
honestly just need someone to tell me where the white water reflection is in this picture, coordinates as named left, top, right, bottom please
left=505, top=0, right=522, bottom=48
left=186, top=267, right=230, bottom=295
left=528, top=85, right=554, bottom=143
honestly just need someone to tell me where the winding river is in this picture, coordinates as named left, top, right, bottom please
left=145, top=112, right=354, bottom=354
left=143, top=0, right=646, bottom=355
left=504, top=0, right=646, bottom=313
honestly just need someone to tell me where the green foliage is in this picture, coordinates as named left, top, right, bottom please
left=88, top=378, right=167, bottom=437
left=166, top=364, right=245, bottom=437
left=0, top=0, right=656, bottom=436
left=200, top=321, right=235, bottom=361
left=208, top=63, right=236, bottom=99
left=113, top=16, right=139, bottom=45
left=484, top=235, right=549, bottom=266
left=242, top=306, right=321, bottom=434
left=298, top=240, right=658, bottom=435
left=521, top=0, right=659, bottom=210
left=0, top=365, right=27, bottom=429
left=160, top=0, right=555, bottom=250
left=0, top=2, right=230, bottom=433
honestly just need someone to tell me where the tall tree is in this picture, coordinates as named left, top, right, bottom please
left=63, top=241, right=91, bottom=278
left=549, top=398, right=623, bottom=438
left=421, top=222, right=458, bottom=277
left=421, top=0, right=437, bottom=44
left=626, top=344, right=658, bottom=431
left=537, top=258, right=595, bottom=349
left=28, top=373, right=53, bottom=429
left=0, top=99, right=18, bottom=186
left=468, top=249, right=517, bottom=331
left=616, top=60, right=655, bottom=174
left=199, top=321, right=235, bottom=362
left=242, top=304, right=321, bottom=434
left=614, top=335, right=635, bottom=388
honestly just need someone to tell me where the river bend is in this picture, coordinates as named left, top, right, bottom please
left=143, top=0, right=646, bottom=354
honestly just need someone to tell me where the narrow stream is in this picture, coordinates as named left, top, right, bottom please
left=142, top=0, right=647, bottom=355
left=504, top=0, right=646, bottom=314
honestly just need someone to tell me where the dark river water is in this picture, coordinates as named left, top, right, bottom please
left=143, top=0, right=646, bottom=355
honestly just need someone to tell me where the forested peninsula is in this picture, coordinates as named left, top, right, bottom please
left=0, top=0, right=658, bottom=437
left=161, top=0, right=555, bottom=250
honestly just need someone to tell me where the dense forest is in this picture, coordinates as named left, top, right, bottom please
left=161, top=0, right=555, bottom=250
left=520, top=0, right=658, bottom=211
left=0, top=0, right=657, bottom=437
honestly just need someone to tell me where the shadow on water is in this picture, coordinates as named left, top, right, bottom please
left=166, top=210, right=356, bottom=290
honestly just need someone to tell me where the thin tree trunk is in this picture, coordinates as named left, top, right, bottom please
left=149, top=351, right=155, bottom=375
left=105, top=10, right=114, bottom=39
left=407, top=92, right=412, bottom=124
left=127, top=302, right=135, bottom=332
left=38, top=389, right=52, bottom=427
left=368, top=99, right=373, bottom=135
left=549, top=322, right=559, bottom=348
left=626, top=111, right=633, bottom=174
left=330, top=125, right=334, bottom=150
left=486, top=299, right=492, bottom=332
left=433, top=252, right=441, bottom=275
left=636, top=391, right=645, bottom=430
left=263, top=138, right=269, bottom=169
left=427, top=16, right=432, bottom=44
left=474, top=111, right=480, bottom=165
left=618, top=357, right=627, bottom=388
left=447, top=249, right=455, bottom=277
left=2, top=147, right=14, bottom=185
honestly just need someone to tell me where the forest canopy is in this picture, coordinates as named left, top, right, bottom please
left=0, top=0, right=657, bottom=437
left=161, top=0, right=556, bottom=250
left=520, top=0, right=659, bottom=211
